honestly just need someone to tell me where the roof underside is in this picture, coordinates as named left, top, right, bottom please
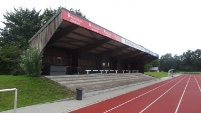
left=29, top=8, right=158, bottom=64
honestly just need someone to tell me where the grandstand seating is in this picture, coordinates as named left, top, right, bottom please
left=45, top=73, right=156, bottom=94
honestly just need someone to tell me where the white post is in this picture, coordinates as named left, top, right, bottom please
left=128, top=70, right=131, bottom=73
left=14, top=89, right=17, bottom=113
left=105, top=70, right=109, bottom=73
left=99, top=70, right=104, bottom=74
left=115, top=70, right=118, bottom=73
left=122, top=70, right=125, bottom=73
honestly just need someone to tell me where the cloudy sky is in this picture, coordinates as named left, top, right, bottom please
left=0, top=0, right=201, bottom=57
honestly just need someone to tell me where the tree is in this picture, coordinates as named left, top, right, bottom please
left=172, top=54, right=182, bottom=71
left=181, top=49, right=201, bottom=71
left=0, top=7, right=86, bottom=74
left=41, top=8, right=58, bottom=25
left=144, top=59, right=160, bottom=72
left=159, top=49, right=201, bottom=72
left=193, top=49, right=201, bottom=70
left=144, top=63, right=152, bottom=72
left=0, top=43, right=21, bottom=74
left=0, top=7, right=56, bottom=74
left=152, top=59, right=160, bottom=67
left=0, top=7, right=43, bottom=49
left=70, top=8, right=87, bottom=19
left=160, top=53, right=174, bottom=72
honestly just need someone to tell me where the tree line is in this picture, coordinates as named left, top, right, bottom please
left=145, top=49, right=201, bottom=72
left=0, top=7, right=86, bottom=75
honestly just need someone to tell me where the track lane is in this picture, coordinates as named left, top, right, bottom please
left=175, top=76, right=190, bottom=113
left=176, top=75, right=201, bottom=113
left=195, top=75, right=201, bottom=92
left=108, top=76, right=186, bottom=113
left=70, top=76, right=184, bottom=113
left=139, top=76, right=189, bottom=113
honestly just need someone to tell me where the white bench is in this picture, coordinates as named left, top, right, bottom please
left=122, top=70, right=125, bottom=73
left=133, top=70, right=139, bottom=73
left=92, top=70, right=98, bottom=73
left=109, top=70, right=114, bottom=73
left=115, top=70, right=118, bottom=73
left=105, top=70, right=109, bottom=73
left=128, top=70, right=131, bottom=73
left=85, top=70, right=91, bottom=74
left=99, top=70, right=104, bottom=74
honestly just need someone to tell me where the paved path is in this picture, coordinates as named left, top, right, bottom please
left=0, top=77, right=170, bottom=113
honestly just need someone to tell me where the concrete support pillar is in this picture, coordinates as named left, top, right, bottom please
left=117, top=62, right=123, bottom=73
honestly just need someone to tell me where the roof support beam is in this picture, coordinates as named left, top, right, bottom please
left=125, top=53, right=149, bottom=63
left=102, top=45, right=130, bottom=57
left=46, top=25, right=78, bottom=48
left=78, top=38, right=111, bottom=57
left=72, top=31, right=97, bottom=41
left=115, top=50, right=142, bottom=62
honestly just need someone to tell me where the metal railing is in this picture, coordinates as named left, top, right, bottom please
left=0, top=88, right=17, bottom=113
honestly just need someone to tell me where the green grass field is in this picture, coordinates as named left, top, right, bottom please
left=144, top=72, right=168, bottom=78
left=0, top=75, right=75, bottom=112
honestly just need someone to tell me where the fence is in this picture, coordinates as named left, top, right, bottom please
left=0, top=88, right=17, bottom=113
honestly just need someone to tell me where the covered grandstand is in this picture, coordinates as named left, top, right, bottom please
left=29, top=8, right=159, bottom=75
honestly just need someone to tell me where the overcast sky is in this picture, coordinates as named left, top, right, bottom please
left=1, top=0, right=201, bottom=57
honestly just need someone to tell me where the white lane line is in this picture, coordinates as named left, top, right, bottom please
left=194, top=76, right=201, bottom=92
left=103, top=76, right=185, bottom=113
left=175, top=76, right=191, bottom=113
left=139, top=76, right=185, bottom=113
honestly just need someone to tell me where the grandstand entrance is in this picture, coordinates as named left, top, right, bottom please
left=29, top=8, right=159, bottom=75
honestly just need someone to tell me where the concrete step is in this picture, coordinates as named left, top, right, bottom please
left=83, top=78, right=154, bottom=92
left=62, top=77, right=139, bottom=86
left=45, top=73, right=156, bottom=93
left=45, top=73, right=144, bottom=79
left=47, top=74, right=145, bottom=82
left=57, top=76, right=145, bottom=84
left=69, top=77, right=155, bottom=93
left=50, top=75, right=131, bottom=82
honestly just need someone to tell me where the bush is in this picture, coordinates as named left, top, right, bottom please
left=20, top=48, right=42, bottom=77
left=0, top=44, right=22, bottom=74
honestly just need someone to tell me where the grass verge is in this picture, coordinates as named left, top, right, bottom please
left=0, top=75, right=75, bottom=112
left=144, top=72, right=168, bottom=78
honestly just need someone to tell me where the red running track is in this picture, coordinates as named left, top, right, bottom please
left=69, top=75, right=201, bottom=113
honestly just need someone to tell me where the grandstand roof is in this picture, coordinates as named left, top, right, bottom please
left=29, top=8, right=158, bottom=64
